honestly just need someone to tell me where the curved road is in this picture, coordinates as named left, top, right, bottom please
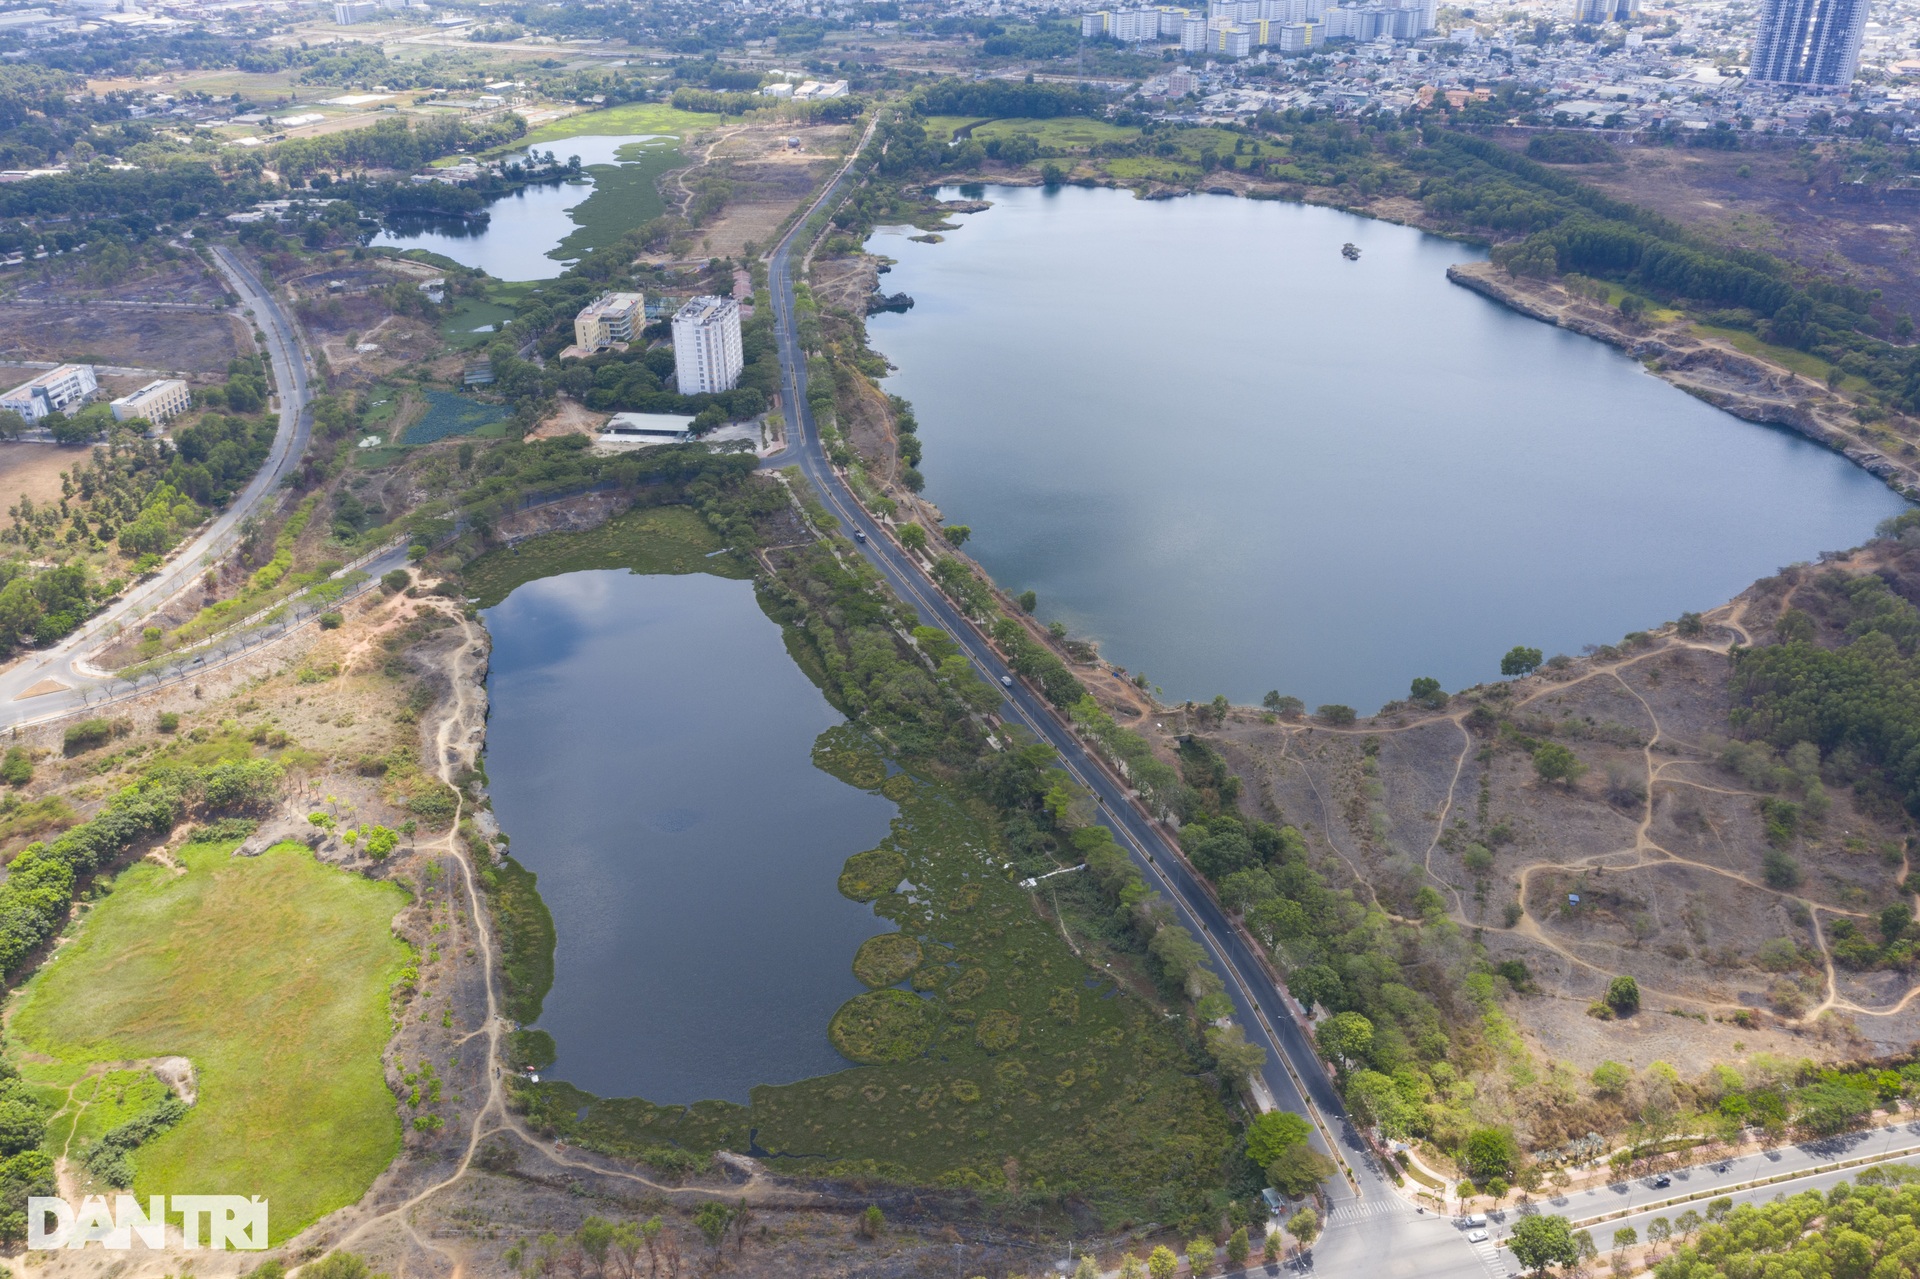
left=0, top=245, right=315, bottom=727
left=765, top=135, right=1494, bottom=1279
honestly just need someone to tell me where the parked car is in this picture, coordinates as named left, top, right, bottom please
left=1653, top=1175, right=1672, bottom=1188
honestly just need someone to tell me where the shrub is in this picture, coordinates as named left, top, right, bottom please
left=0, top=749, right=30, bottom=787
left=62, top=719, right=117, bottom=755
left=1605, top=975, right=1640, bottom=1015
left=1316, top=704, right=1356, bottom=726
left=319, top=612, right=344, bottom=630
left=156, top=712, right=179, bottom=733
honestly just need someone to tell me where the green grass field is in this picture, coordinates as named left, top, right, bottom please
left=522, top=103, right=715, bottom=146
left=971, top=117, right=1142, bottom=150
left=11, top=839, right=411, bottom=1242
left=440, top=297, right=517, bottom=349
left=917, top=115, right=985, bottom=142
left=464, top=505, right=750, bottom=608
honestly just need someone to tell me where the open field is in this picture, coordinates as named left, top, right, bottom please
left=11, top=837, right=411, bottom=1240
left=689, top=123, right=851, bottom=259
left=1502, top=136, right=1920, bottom=320
left=521, top=103, right=716, bottom=146
left=0, top=443, right=91, bottom=513
left=0, top=306, right=247, bottom=374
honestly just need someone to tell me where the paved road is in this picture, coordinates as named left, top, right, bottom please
left=0, top=245, right=315, bottom=727
left=764, top=130, right=1489, bottom=1279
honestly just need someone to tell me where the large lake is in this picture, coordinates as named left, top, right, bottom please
left=866, top=186, right=1908, bottom=711
left=482, top=570, right=896, bottom=1103
left=374, top=134, right=676, bottom=281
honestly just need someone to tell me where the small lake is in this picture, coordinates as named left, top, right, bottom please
left=866, top=186, right=1908, bottom=711
left=373, top=134, right=677, bottom=282
left=482, top=570, right=897, bottom=1103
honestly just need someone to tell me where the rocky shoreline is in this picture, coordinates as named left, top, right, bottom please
left=1446, top=261, right=1920, bottom=500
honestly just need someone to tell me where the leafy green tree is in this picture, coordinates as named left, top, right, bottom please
left=1611, top=1226, right=1636, bottom=1251
left=1246, top=1111, right=1313, bottom=1166
left=1205, top=1023, right=1266, bottom=1085
left=1502, top=646, right=1544, bottom=676
left=854, top=1204, right=883, bottom=1240
left=1646, top=1216, right=1671, bottom=1247
left=1018, top=589, right=1037, bottom=613
left=1225, top=1226, right=1250, bottom=1268
left=1533, top=742, right=1585, bottom=784
left=942, top=524, right=971, bottom=547
left=1263, top=690, right=1304, bottom=716
left=1072, top=1255, right=1100, bottom=1279
left=1409, top=677, right=1448, bottom=709
left=1345, top=1069, right=1420, bottom=1138
left=1462, top=1126, right=1520, bottom=1183
left=0, top=748, right=29, bottom=787
left=898, top=522, right=928, bottom=551
left=1317, top=1010, right=1373, bottom=1068
left=1605, top=975, right=1640, bottom=1015
left=694, top=1202, right=733, bottom=1248
left=1286, top=1207, right=1319, bottom=1249
left=1147, top=1245, right=1179, bottom=1279
left=1509, top=1214, right=1579, bottom=1275
left=1591, top=1060, right=1630, bottom=1094
left=1316, top=704, right=1356, bottom=726
left=1267, top=1143, right=1335, bottom=1196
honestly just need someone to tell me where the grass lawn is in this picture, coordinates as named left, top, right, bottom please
left=917, top=115, right=985, bottom=142
left=464, top=505, right=750, bottom=608
left=11, top=839, right=411, bottom=1242
left=522, top=103, right=715, bottom=145
left=972, top=117, right=1141, bottom=150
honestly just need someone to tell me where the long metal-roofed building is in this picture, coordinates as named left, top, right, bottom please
left=1750, top=0, right=1869, bottom=87
left=671, top=296, right=744, bottom=396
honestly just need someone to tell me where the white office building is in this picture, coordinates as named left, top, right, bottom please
left=333, top=0, right=379, bottom=22
left=109, top=378, right=191, bottom=425
left=671, top=297, right=744, bottom=396
left=0, top=364, right=96, bottom=422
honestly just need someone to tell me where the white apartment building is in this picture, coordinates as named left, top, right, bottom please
left=573, top=291, right=645, bottom=353
left=0, top=364, right=97, bottom=422
left=110, top=378, right=191, bottom=425
left=1181, top=14, right=1210, bottom=49
left=1279, top=19, right=1319, bottom=47
left=333, top=0, right=379, bottom=21
left=671, top=297, right=744, bottom=396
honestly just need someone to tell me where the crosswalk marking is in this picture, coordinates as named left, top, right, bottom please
left=1325, top=1199, right=1409, bottom=1224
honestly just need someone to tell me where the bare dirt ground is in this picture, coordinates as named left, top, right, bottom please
left=662, top=122, right=851, bottom=262
left=1505, top=139, right=1920, bottom=321
left=286, top=267, right=443, bottom=385
left=1127, top=563, right=1920, bottom=1089
left=5, top=251, right=231, bottom=306
left=0, top=443, right=94, bottom=512
left=0, top=306, right=248, bottom=374
left=811, top=253, right=882, bottom=315
left=527, top=395, right=607, bottom=440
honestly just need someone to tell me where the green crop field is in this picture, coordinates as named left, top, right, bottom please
left=11, top=838, right=411, bottom=1242
left=464, top=505, right=751, bottom=608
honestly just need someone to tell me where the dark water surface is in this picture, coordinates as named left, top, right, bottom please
left=482, top=570, right=895, bottom=1103
left=866, top=185, right=1907, bottom=711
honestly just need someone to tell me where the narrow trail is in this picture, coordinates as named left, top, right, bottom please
left=321, top=603, right=826, bottom=1277
left=1220, top=592, right=1920, bottom=1027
